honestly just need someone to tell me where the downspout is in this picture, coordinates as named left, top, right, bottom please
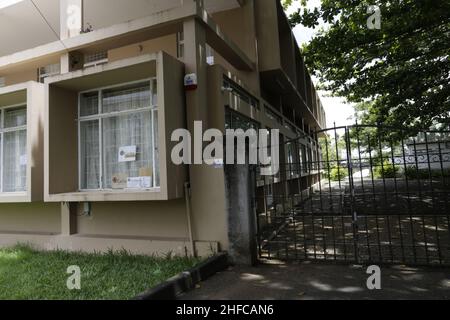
left=184, top=182, right=196, bottom=257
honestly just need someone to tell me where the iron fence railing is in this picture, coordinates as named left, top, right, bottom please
left=255, top=124, right=450, bottom=266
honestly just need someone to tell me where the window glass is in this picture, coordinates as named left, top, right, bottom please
left=287, top=141, right=299, bottom=177
left=102, top=111, right=153, bottom=189
left=153, top=110, right=160, bottom=187
left=4, top=106, right=26, bottom=128
left=3, top=130, right=27, bottom=192
left=80, top=120, right=100, bottom=190
left=79, top=81, right=158, bottom=190
left=0, top=106, right=27, bottom=193
left=102, top=83, right=151, bottom=113
left=300, top=144, right=308, bottom=173
left=80, top=92, right=99, bottom=117
left=151, top=79, right=157, bottom=106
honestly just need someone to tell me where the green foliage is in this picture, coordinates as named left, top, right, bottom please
left=373, top=160, right=399, bottom=179
left=327, top=166, right=349, bottom=181
left=0, top=245, right=200, bottom=300
left=286, top=0, right=450, bottom=133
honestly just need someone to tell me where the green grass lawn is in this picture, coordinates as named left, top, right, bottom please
left=0, top=245, right=200, bottom=300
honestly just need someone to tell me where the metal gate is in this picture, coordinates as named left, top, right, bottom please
left=255, top=124, right=450, bottom=266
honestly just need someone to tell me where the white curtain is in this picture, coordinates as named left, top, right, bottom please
left=80, top=83, right=156, bottom=190
left=153, top=110, right=159, bottom=187
left=102, top=111, right=152, bottom=189
left=80, top=120, right=100, bottom=190
left=2, top=107, right=27, bottom=192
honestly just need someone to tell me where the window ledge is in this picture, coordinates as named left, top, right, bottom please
left=0, top=193, right=30, bottom=203
left=45, top=189, right=166, bottom=202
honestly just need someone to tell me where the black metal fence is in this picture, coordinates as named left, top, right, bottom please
left=255, top=124, right=450, bottom=266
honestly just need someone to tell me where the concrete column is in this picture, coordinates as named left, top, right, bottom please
left=61, top=202, right=77, bottom=236
left=182, top=19, right=229, bottom=253
left=225, top=162, right=258, bottom=265
left=60, top=53, right=70, bottom=74
left=60, top=0, right=83, bottom=40
left=183, top=19, right=208, bottom=128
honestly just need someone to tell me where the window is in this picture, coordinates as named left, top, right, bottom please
left=206, top=44, right=215, bottom=65
left=78, top=80, right=159, bottom=191
left=307, top=147, right=313, bottom=172
left=0, top=77, right=5, bottom=88
left=223, top=78, right=259, bottom=111
left=176, top=31, right=184, bottom=59
left=284, top=121, right=296, bottom=134
left=84, top=51, right=108, bottom=68
left=225, top=108, right=259, bottom=131
left=299, top=144, right=307, bottom=174
left=38, top=63, right=60, bottom=83
left=265, top=106, right=283, bottom=125
left=0, top=105, right=27, bottom=193
left=286, top=141, right=299, bottom=178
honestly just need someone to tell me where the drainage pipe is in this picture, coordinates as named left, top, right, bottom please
left=184, top=182, right=196, bottom=257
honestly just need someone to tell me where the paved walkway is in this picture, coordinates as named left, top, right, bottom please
left=180, top=262, right=450, bottom=300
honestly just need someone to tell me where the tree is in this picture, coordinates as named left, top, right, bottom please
left=284, top=0, right=450, bottom=133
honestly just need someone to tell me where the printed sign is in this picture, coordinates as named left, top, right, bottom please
left=118, top=146, right=137, bottom=162
left=140, top=176, right=152, bottom=189
left=126, top=176, right=153, bottom=189
left=127, top=177, right=142, bottom=189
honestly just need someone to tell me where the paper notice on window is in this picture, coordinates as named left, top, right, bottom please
left=141, top=176, right=152, bottom=189
left=127, top=176, right=153, bottom=189
left=20, top=155, right=27, bottom=166
left=127, top=177, right=142, bottom=189
left=118, top=146, right=137, bottom=162
left=112, top=173, right=128, bottom=189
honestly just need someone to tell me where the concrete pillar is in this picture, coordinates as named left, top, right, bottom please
left=182, top=18, right=229, bottom=253
left=60, top=53, right=70, bottom=74
left=60, top=0, right=83, bottom=40
left=61, top=202, right=77, bottom=236
left=225, top=162, right=257, bottom=265
left=183, top=18, right=208, bottom=128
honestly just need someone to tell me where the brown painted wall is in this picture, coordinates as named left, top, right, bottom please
left=76, top=200, right=189, bottom=240
left=211, top=2, right=260, bottom=94
left=0, top=203, right=60, bottom=234
left=4, top=69, right=37, bottom=86
left=108, top=35, right=177, bottom=63
left=48, top=86, right=78, bottom=194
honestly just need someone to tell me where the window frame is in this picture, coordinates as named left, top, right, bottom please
left=0, top=103, right=27, bottom=194
left=38, top=63, right=61, bottom=83
left=77, top=78, right=159, bottom=192
left=176, top=31, right=184, bottom=59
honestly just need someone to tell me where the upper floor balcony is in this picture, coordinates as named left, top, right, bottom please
left=0, top=0, right=248, bottom=67
left=255, top=0, right=326, bottom=130
left=0, top=0, right=254, bottom=94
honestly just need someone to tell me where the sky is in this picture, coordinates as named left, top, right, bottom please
left=0, top=0, right=23, bottom=10
left=287, top=0, right=356, bottom=128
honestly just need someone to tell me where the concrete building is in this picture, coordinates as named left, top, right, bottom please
left=0, top=0, right=326, bottom=263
